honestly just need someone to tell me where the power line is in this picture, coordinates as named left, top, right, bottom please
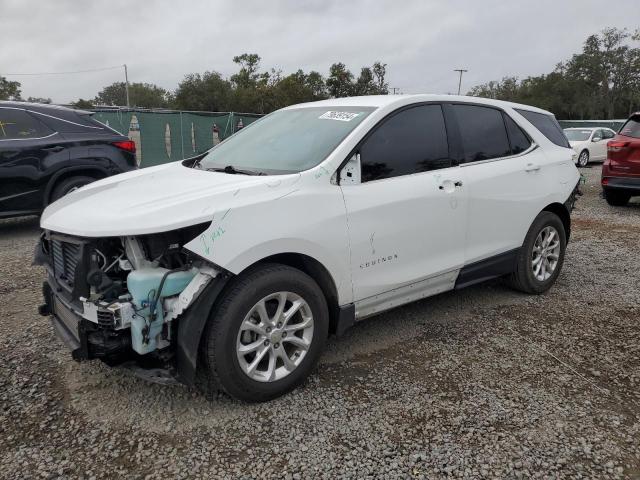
left=3, top=64, right=131, bottom=108
left=2, top=65, right=125, bottom=76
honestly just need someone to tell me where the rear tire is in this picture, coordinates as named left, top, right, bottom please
left=506, top=211, right=566, bottom=294
left=604, top=190, right=630, bottom=206
left=49, top=175, right=96, bottom=204
left=577, top=149, right=589, bottom=167
left=201, top=263, right=329, bottom=402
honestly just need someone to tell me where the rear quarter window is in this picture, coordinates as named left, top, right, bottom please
left=619, top=117, right=640, bottom=139
left=515, top=109, right=570, bottom=148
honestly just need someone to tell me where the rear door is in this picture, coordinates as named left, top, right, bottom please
left=340, top=103, right=467, bottom=308
left=448, top=104, right=545, bottom=264
left=0, top=107, right=66, bottom=215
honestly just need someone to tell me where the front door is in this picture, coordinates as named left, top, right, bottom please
left=340, top=104, right=467, bottom=313
left=591, top=129, right=607, bottom=161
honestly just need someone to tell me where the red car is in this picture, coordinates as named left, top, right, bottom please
left=602, top=112, right=640, bottom=206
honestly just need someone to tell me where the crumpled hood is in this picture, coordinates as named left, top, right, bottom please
left=41, top=162, right=300, bottom=237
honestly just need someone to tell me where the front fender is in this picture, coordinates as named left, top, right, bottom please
left=175, top=272, right=230, bottom=386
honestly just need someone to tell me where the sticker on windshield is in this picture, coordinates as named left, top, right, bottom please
left=319, top=111, right=362, bottom=122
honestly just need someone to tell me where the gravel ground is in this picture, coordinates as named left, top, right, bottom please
left=1, top=166, right=639, bottom=479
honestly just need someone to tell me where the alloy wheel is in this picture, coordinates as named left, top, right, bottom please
left=236, top=291, right=314, bottom=382
left=578, top=151, right=589, bottom=167
left=531, top=226, right=560, bottom=281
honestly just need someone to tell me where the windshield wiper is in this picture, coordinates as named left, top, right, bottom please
left=207, top=165, right=265, bottom=176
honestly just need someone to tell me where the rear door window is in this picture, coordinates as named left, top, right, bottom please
left=0, top=108, right=53, bottom=140
left=359, top=104, right=450, bottom=182
left=451, top=104, right=511, bottom=162
left=619, top=117, right=640, bottom=139
left=515, top=109, right=570, bottom=148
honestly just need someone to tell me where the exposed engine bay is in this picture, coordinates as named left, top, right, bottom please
left=37, top=223, right=221, bottom=380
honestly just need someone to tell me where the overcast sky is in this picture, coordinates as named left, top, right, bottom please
left=1, top=0, right=638, bottom=104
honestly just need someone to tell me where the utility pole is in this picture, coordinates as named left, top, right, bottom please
left=454, top=68, right=468, bottom=95
left=391, top=87, right=400, bottom=95
left=123, top=64, right=130, bottom=107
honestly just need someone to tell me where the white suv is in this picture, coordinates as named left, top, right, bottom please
left=37, top=95, right=580, bottom=401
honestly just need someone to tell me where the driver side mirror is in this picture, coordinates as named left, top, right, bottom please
left=339, top=153, right=361, bottom=185
left=592, top=136, right=601, bottom=142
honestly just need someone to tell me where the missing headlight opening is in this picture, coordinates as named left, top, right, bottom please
left=39, top=222, right=216, bottom=378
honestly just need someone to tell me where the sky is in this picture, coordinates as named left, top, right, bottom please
left=1, top=0, right=638, bottom=104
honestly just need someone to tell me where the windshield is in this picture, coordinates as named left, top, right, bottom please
left=564, top=129, right=592, bottom=141
left=196, top=107, right=374, bottom=174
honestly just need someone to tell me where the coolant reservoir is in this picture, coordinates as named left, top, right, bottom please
left=127, top=267, right=197, bottom=355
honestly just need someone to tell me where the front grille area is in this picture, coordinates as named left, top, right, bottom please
left=51, top=240, right=81, bottom=286
left=96, top=309, right=116, bottom=327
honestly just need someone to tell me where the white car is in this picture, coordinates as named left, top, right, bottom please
left=37, top=95, right=580, bottom=401
left=564, top=127, right=617, bottom=167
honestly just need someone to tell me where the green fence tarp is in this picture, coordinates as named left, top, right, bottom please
left=90, top=110, right=261, bottom=167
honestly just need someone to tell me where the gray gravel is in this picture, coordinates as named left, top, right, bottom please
left=1, top=166, right=639, bottom=479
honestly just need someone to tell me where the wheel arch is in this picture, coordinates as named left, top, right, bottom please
left=541, top=202, right=571, bottom=240
left=250, top=252, right=343, bottom=335
left=177, top=252, right=347, bottom=387
left=43, top=165, right=109, bottom=207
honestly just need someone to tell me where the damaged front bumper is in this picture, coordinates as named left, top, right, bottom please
left=38, top=232, right=230, bottom=386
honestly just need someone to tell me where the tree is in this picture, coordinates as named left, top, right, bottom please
left=327, top=61, right=388, bottom=97
left=26, top=96, right=51, bottom=104
left=174, top=72, right=233, bottom=111
left=468, top=27, right=640, bottom=119
left=372, top=62, right=389, bottom=94
left=326, top=63, right=354, bottom=97
left=71, top=99, right=95, bottom=109
left=230, top=53, right=262, bottom=89
left=270, top=70, right=329, bottom=110
left=0, top=76, right=21, bottom=101
left=94, top=81, right=171, bottom=108
left=353, top=62, right=389, bottom=95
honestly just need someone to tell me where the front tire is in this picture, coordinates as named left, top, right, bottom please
left=201, top=264, right=329, bottom=402
left=577, top=149, right=589, bottom=167
left=49, top=175, right=96, bottom=204
left=506, top=211, right=566, bottom=294
left=604, top=190, right=630, bottom=206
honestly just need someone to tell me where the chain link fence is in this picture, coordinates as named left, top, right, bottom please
left=90, top=108, right=262, bottom=167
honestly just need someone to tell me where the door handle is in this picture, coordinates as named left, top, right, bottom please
left=525, top=163, right=540, bottom=172
left=42, top=145, right=65, bottom=152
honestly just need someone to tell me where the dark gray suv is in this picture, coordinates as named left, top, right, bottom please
left=0, top=101, right=137, bottom=219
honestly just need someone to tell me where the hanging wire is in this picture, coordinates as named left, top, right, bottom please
left=2, top=65, right=124, bottom=76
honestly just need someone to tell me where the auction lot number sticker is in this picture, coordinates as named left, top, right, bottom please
left=319, top=111, right=362, bottom=121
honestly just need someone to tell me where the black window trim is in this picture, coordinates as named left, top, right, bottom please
left=335, top=101, right=458, bottom=185
left=0, top=107, right=59, bottom=142
left=445, top=101, right=538, bottom=168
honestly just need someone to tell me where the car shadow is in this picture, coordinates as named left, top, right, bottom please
left=0, top=215, right=41, bottom=237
